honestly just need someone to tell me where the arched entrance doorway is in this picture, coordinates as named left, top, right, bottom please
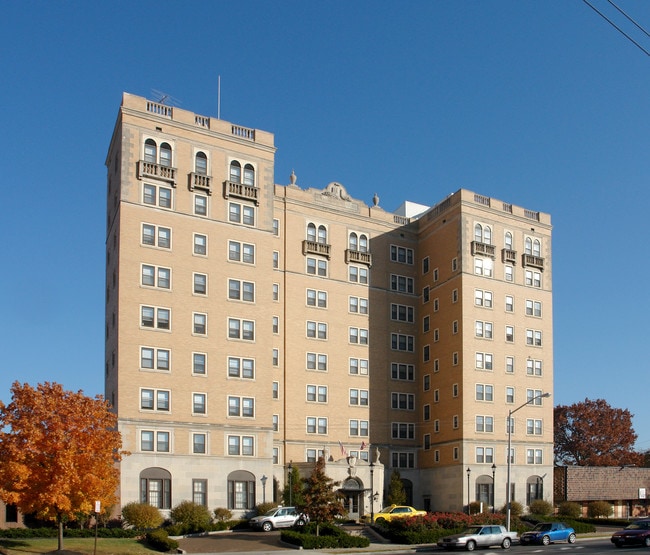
left=340, top=477, right=363, bottom=521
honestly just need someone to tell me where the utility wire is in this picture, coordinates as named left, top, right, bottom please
left=607, top=0, right=650, bottom=39
left=582, top=0, right=650, bottom=57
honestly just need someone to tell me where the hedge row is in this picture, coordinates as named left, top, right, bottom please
left=281, top=522, right=370, bottom=549
left=0, top=527, right=140, bottom=539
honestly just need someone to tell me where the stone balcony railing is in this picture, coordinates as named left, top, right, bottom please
left=345, top=249, right=372, bottom=267
left=138, top=161, right=177, bottom=185
left=188, top=173, right=212, bottom=194
left=302, top=240, right=331, bottom=258
left=223, top=180, right=260, bottom=205
left=522, top=254, right=545, bottom=269
left=471, top=241, right=496, bottom=258
left=502, top=248, right=517, bottom=264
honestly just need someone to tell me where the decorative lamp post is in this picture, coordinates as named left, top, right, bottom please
left=506, top=392, right=550, bottom=530
left=369, top=460, right=375, bottom=523
left=261, top=475, right=267, bottom=504
left=288, top=461, right=293, bottom=506
left=466, top=467, right=471, bottom=514
left=491, top=463, right=496, bottom=514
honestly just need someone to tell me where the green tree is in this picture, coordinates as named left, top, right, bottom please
left=554, top=398, right=643, bottom=466
left=302, top=457, right=345, bottom=535
left=283, top=465, right=304, bottom=508
left=0, top=382, right=127, bottom=551
left=386, top=470, right=406, bottom=506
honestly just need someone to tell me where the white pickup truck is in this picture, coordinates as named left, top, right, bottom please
left=438, top=525, right=519, bottom=551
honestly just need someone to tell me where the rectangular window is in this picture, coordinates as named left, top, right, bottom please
left=307, top=289, right=328, bottom=308
left=349, top=296, right=368, bottom=314
left=475, top=352, right=493, bottom=370
left=391, top=363, right=414, bottom=380
left=193, top=273, right=207, bottom=295
left=272, top=382, right=279, bottom=399
left=506, top=386, right=515, bottom=404
left=476, top=415, right=494, bottom=433
left=392, top=452, right=415, bottom=468
left=192, top=433, right=206, bottom=454
left=422, top=256, right=430, bottom=274
left=141, top=306, right=170, bottom=330
left=526, top=418, right=543, bottom=435
left=193, top=352, right=206, bottom=375
left=272, top=414, right=279, bottom=431
left=272, top=348, right=279, bottom=367
left=474, top=289, right=493, bottom=308
left=348, top=265, right=369, bottom=284
left=228, top=318, right=255, bottom=341
left=526, top=329, right=543, bottom=346
left=505, top=295, right=514, bottom=312
left=349, top=358, right=369, bottom=375
left=390, top=274, right=414, bottom=293
left=142, top=265, right=171, bottom=289
left=423, top=286, right=430, bottom=303
left=228, top=357, right=255, bottom=379
left=391, top=333, right=414, bottom=352
left=229, top=240, right=255, bottom=264
left=228, top=396, right=255, bottom=417
left=143, top=183, right=172, bottom=209
left=142, top=224, right=171, bottom=249
left=193, top=479, right=207, bottom=506
left=390, top=245, right=414, bottom=264
left=229, top=202, right=255, bottom=226
left=349, top=327, right=369, bottom=345
left=140, top=347, right=170, bottom=371
left=527, top=358, right=543, bottom=376
left=391, top=303, right=414, bottom=322
left=525, top=270, right=542, bottom=288
left=527, top=449, right=543, bottom=464
left=227, top=435, right=255, bottom=456
left=505, top=325, right=514, bottom=342
left=506, top=356, right=514, bottom=374
left=194, top=194, right=207, bottom=215
left=475, top=321, right=493, bottom=339
left=193, top=313, right=207, bottom=335
left=349, top=419, right=369, bottom=436
left=140, top=389, right=170, bottom=411
left=193, top=393, right=206, bottom=415
left=526, top=299, right=542, bottom=317
left=306, top=257, right=328, bottom=276
left=273, top=218, right=280, bottom=236
left=391, top=422, right=415, bottom=439
left=391, top=393, right=415, bottom=410
left=228, top=279, right=255, bottom=302
left=306, top=321, right=328, bottom=340
left=307, top=352, right=328, bottom=371
left=193, top=233, right=207, bottom=255
left=306, top=417, right=328, bottom=435
left=273, top=283, right=279, bottom=301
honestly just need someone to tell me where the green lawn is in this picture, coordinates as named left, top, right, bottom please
left=0, top=537, right=159, bottom=555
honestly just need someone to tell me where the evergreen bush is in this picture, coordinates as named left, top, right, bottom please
left=145, top=528, right=179, bottom=552
left=557, top=501, right=582, bottom=519
left=121, top=501, right=164, bottom=530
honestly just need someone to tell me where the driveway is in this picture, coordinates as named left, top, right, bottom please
left=177, top=529, right=288, bottom=553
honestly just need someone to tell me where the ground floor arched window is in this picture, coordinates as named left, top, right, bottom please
left=140, top=467, right=171, bottom=509
left=526, top=475, right=544, bottom=506
left=228, top=470, right=255, bottom=510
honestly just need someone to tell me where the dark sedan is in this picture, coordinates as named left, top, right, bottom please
left=611, top=519, right=650, bottom=548
left=520, top=522, right=576, bottom=545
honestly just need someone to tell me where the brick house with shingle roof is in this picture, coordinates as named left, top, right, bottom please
left=555, top=466, right=650, bottom=518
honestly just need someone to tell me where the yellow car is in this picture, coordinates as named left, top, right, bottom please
left=372, top=505, right=427, bottom=523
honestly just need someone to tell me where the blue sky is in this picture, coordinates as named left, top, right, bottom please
left=1, top=1, right=648, bottom=450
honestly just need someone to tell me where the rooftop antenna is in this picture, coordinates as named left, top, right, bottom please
left=151, top=89, right=181, bottom=107
left=217, top=75, right=221, bottom=119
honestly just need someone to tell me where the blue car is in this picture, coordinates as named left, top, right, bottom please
left=520, top=522, right=576, bottom=546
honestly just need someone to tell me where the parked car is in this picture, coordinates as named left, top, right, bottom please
left=372, top=504, right=427, bottom=523
left=438, top=525, right=518, bottom=551
left=611, top=519, right=650, bottom=548
left=249, top=506, right=308, bottom=532
left=520, top=522, right=576, bottom=545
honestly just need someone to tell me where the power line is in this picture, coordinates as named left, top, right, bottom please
left=607, top=0, right=650, bottom=39
left=582, top=0, right=650, bottom=57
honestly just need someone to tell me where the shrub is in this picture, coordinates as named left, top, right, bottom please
left=121, top=501, right=163, bottom=530
left=281, top=522, right=369, bottom=548
left=254, top=502, right=277, bottom=516
left=213, top=507, right=233, bottom=522
left=468, top=501, right=482, bottom=515
left=587, top=500, right=612, bottom=518
left=499, top=501, right=523, bottom=517
left=529, top=499, right=553, bottom=516
left=170, top=500, right=212, bottom=532
left=557, top=501, right=581, bottom=519
left=145, top=528, right=179, bottom=552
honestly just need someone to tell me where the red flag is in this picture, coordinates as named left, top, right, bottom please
left=339, top=441, right=347, bottom=456
left=360, top=441, right=366, bottom=450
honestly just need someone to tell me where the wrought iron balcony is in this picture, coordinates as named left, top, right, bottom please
left=345, top=249, right=372, bottom=267
left=188, top=173, right=212, bottom=195
left=302, top=240, right=331, bottom=258
left=138, top=161, right=177, bottom=185
left=223, top=180, right=260, bottom=205
left=471, top=241, right=496, bottom=258
left=522, top=254, right=544, bottom=270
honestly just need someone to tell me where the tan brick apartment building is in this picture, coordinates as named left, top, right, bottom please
left=104, top=93, right=553, bottom=519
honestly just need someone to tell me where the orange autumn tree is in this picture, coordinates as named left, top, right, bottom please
left=0, top=382, right=127, bottom=551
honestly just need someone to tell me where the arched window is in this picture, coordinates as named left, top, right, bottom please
left=505, top=232, right=513, bottom=250
left=243, top=164, right=255, bottom=186
left=317, top=225, right=327, bottom=244
left=159, top=143, right=172, bottom=167
left=195, top=152, right=207, bottom=175
left=474, top=224, right=482, bottom=243
left=144, top=139, right=157, bottom=163
left=230, top=161, right=241, bottom=183
left=307, top=223, right=317, bottom=242
left=359, top=234, right=368, bottom=253
left=227, top=470, right=255, bottom=510
left=525, top=237, right=533, bottom=255
left=533, top=239, right=541, bottom=257
left=140, top=467, right=171, bottom=509
left=483, top=226, right=492, bottom=244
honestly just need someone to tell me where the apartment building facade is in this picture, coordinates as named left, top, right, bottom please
left=105, top=93, right=553, bottom=519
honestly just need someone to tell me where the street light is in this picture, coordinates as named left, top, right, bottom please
left=369, top=460, right=375, bottom=523
left=506, top=392, right=550, bottom=531
left=491, top=463, right=496, bottom=514
left=288, top=461, right=293, bottom=506
left=466, top=467, right=471, bottom=514
left=261, top=475, right=267, bottom=504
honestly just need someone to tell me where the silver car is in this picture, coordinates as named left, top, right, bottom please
left=438, top=525, right=518, bottom=551
left=249, top=506, right=308, bottom=532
